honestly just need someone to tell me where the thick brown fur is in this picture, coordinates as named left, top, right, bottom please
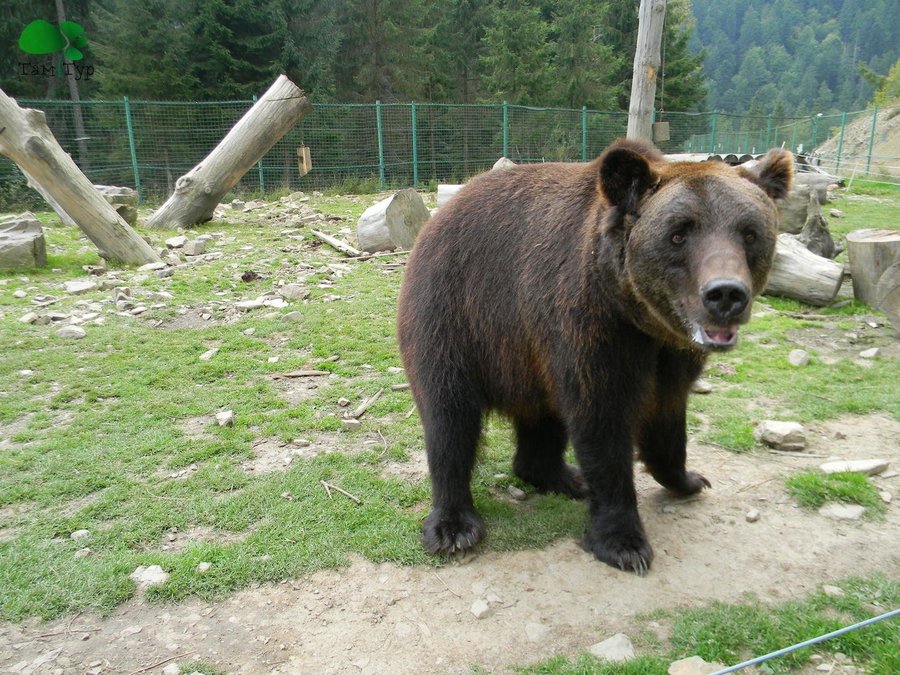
left=397, top=140, right=793, bottom=574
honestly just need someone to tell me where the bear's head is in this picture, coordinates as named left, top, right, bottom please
left=598, top=139, right=793, bottom=351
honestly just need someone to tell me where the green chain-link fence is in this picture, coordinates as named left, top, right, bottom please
left=2, top=99, right=897, bottom=207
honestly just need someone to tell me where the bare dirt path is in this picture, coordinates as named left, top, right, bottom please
left=2, top=415, right=898, bottom=675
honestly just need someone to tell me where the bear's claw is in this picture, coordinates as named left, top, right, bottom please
left=422, top=508, right=486, bottom=555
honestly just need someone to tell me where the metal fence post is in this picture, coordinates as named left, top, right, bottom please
left=790, top=120, right=798, bottom=152
left=836, top=112, right=847, bottom=172
left=866, top=107, right=878, bottom=175
left=502, top=100, right=509, bottom=158
left=252, top=95, right=265, bottom=193
left=765, top=114, right=773, bottom=149
left=812, top=114, right=819, bottom=149
left=709, top=111, right=718, bottom=152
left=123, top=96, right=142, bottom=203
left=375, top=100, right=385, bottom=189
left=411, top=102, right=418, bottom=187
left=581, top=106, right=587, bottom=161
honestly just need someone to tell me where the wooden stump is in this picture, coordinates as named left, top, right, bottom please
left=145, top=75, right=312, bottom=229
left=797, top=191, right=836, bottom=259
left=765, top=234, right=844, bottom=306
left=357, top=189, right=430, bottom=253
left=875, top=262, right=900, bottom=333
left=0, top=87, right=160, bottom=265
left=846, top=229, right=900, bottom=308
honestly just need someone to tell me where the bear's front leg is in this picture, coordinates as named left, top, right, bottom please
left=569, top=420, right=654, bottom=575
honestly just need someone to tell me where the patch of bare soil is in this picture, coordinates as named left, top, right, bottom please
left=241, top=431, right=385, bottom=474
left=1, top=414, right=897, bottom=674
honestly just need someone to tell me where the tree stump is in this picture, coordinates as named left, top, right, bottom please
left=875, top=262, right=900, bottom=333
left=846, top=228, right=900, bottom=309
left=357, top=189, right=430, bottom=252
left=145, top=75, right=312, bottom=229
left=765, top=233, right=844, bottom=306
left=797, top=191, right=836, bottom=259
left=0, top=86, right=160, bottom=266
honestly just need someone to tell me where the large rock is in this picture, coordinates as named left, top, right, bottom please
left=95, top=184, right=138, bottom=225
left=357, top=189, right=430, bottom=252
left=0, top=212, right=47, bottom=270
left=755, top=420, right=807, bottom=451
left=589, top=633, right=635, bottom=662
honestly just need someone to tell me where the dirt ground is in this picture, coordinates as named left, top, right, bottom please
left=1, top=414, right=897, bottom=675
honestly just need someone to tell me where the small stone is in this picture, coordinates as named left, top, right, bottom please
left=235, top=299, right=264, bottom=311
left=819, top=459, right=888, bottom=476
left=818, top=503, right=865, bottom=520
left=338, top=397, right=351, bottom=407
left=197, top=562, right=212, bottom=573
left=282, top=311, right=303, bottom=322
left=165, top=235, right=187, bottom=249
left=507, top=485, right=527, bottom=501
left=816, top=665, right=833, bottom=672
left=788, top=349, right=810, bottom=367
left=64, top=279, right=98, bottom=295
left=755, top=420, right=806, bottom=451
left=199, top=348, right=219, bottom=361
left=879, top=490, right=892, bottom=504
left=120, top=624, right=142, bottom=637
left=267, top=356, right=279, bottom=363
left=13, top=289, right=27, bottom=298
left=387, top=366, right=404, bottom=374
left=137, top=262, right=167, bottom=272
left=881, top=470, right=899, bottom=479
left=829, top=209, right=843, bottom=218
left=342, top=418, right=362, bottom=431
left=184, top=240, right=206, bottom=256
left=263, top=297, right=289, bottom=308
left=589, top=633, right=635, bottom=663
left=662, top=505, right=677, bottom=514
left=691, top=379, right=713, bottom=394
left=75, top=547, right=92, bottom=558
left=130, top=306, right=147, bottom=316
left=745, top=508, right=761, bottom=523
left=19, top=312, right=38, bottom=323
left=668, top=655, right=726, bottom=675
left=130, top=564, right=169, bottom=588
left=859, top=348, right=880, bottom=359
left=70, top=529, right=90, bottom=540
left=822, top=585, right=845, bottom=598
left=470, top=598, right=491, bottom=619
left=162, top=665, right=181, bottom=675
left=56, top=325, right=86, bottom=339
left=215, top=410, right=235, bottom=427
left=281, top=284, right=310, bottom=300
left=156, top=267, right=175, bottom=279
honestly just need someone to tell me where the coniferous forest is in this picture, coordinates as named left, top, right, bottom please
left=2, top=1, right=899, bottom=114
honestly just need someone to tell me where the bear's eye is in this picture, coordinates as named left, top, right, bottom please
left=671, top=232, right=686, bottom=245
left=744, top=231, right=757, bottom=244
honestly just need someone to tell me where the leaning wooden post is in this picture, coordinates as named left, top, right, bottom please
left=627, top=0, right=666, bottom=141
left=0, top=86, right=160, bottom=265
left=145, top=75, right=312, bottom=229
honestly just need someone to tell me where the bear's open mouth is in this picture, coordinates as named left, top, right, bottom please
left=691, top=323, right=739, bottom=349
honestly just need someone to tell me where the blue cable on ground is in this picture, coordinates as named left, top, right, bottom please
left=710, top=608, right=899, bottom=674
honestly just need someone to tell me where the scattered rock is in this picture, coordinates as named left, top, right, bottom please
left=199, top=348, right=219, bottom=361
left=822, top=584, right=845, bottom=598
left=589, top=633, right=635, bottom=662
left=166, top=235, right=187, bottom=249
left=829, top=209, right=843, bottom=218
left=215, top=410, right=235, bottom=427
left=56, top=325, right=86, bottom=339
left=137, top=262, right=167, bottom=272
left=235, top=299, right=264, bottom=311
left=19, top=311, right=38, bottom=323
left=878, top=490, right=892, bottom=504
left=668, top=655, right=726, bottom=675
left=788, top=349, right=810, bottom=366
left=70, top=529, right=90, bottom=540
left=197, top=562, right=213, bottom=573
left=231, top=199, right=245, bottom=210
left=129, top=565, right=169, bottom=588
left=859, top=348, right=880, bottom=359
left=74, top=547, right=92, bottom=558
left=819, top=459, right=888, bottom=476
left=156, top=267, right=175, bottom=279
left=282, top=311, right=303, bottom=322
left=745, top=509, right=761, bottom=523
left=162, top=664, right=181, bottom=675
left=338, top=397, right=351, bottom=407
left=120, top=624, right=142, bottom=637
left=470, top=598, right=492, bottom=619
left=64, top=279, right=98, bottom=295
left=818, top=503, right=865, bottom=520
left=184, top=240, right=206, bottom=256
left=0, top=212, right=47, bottom=270
left=342, top=418, right=362, bottom=431
left=507, top=485, right=527, bottom=501
left=524, top=621, right=549, bottom=643
left=755, top=420, right=807, bottom=451
left=13, top=288, right=27, bottom=298
left=281, top=283, right=310, bottom=300
left=691, top=379, right=713, bottom=394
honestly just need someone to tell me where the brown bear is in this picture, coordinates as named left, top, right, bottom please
left=397, top=139, right=792, bottom=574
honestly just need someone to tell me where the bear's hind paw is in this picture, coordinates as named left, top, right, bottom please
left=422, top=508, right=486, bottom=555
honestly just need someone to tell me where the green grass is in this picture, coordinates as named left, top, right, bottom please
left=0, top=187, right=898, bottom=623
left=519, top=574, right=899, bottom=674
left=786, top=471, right=887, bottom=515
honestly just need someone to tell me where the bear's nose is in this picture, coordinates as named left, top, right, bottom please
left=701, top=279, right=750, bottom=321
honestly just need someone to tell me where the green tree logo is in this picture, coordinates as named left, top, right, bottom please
left=19, top=19, right=89, bottom=61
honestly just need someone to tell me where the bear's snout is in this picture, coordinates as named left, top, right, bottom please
left=701, top=278, right=750, bottom=322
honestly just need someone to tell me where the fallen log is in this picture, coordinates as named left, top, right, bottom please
left=764, top=233, right=844, bottom=306
left=145, top=75, right=312, bottom=229
left=846, top=229, right=900, bottom=308
left=357, top=189, right=430, bottom=253
left=0, top=86, right=160, bottom=265
left=311, top=229, right=361, bottom=257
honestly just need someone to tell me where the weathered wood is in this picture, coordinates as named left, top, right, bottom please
left=627, top=0, right=666, bottom=141
left=779, top=183, right=827, bottom=234
left=357, top=189, right=430, bottom=253
left=797, top=191, right=836, bottom=258
left=875, top=262, right=900, bottom=333
left=0, top=87, right=160, bottom=265
left=311, top=229, right=361, bottom=257
left=0, top=212, right=46, bottom=269
left=437, top=184, right=464, bottom=207
left=846, top=229, right=900, bottom=308
left=145, top=75, right=312, bottom=229
left=765, top=233, right=844, bottom=306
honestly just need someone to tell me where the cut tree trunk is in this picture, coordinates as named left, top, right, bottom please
left=875, top=262, right=900, bottom=333
left=357, top=189, right=430, bottom=253
left=797, top=191, right=836, bottom=259
left=145, top=75, right=312, bottom=230
left=0, top=86, right=160, bottom=265
left=765, top=233, right=844, bottom=306
left=627, top=0, right=666, bottom=141
left=846, top=228, right=900, bottom=308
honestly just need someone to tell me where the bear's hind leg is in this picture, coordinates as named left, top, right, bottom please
left=513, top=413, right=586, bottom=499
left=421, top=401, right=486, bottom=555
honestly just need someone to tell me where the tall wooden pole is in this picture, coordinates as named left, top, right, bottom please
left=627, top=0, right=666, bottom=141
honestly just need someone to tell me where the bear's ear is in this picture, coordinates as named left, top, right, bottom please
left=597, top=139, right=662, bottom=215
left=738, top=149, right=794, bottom=200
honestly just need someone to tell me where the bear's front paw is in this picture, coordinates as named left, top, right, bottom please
left=583, top=523, right=654, bottom=575
left=422, top=508, right=486, bottom=555
left=668, top=470, right=711, bottom=497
